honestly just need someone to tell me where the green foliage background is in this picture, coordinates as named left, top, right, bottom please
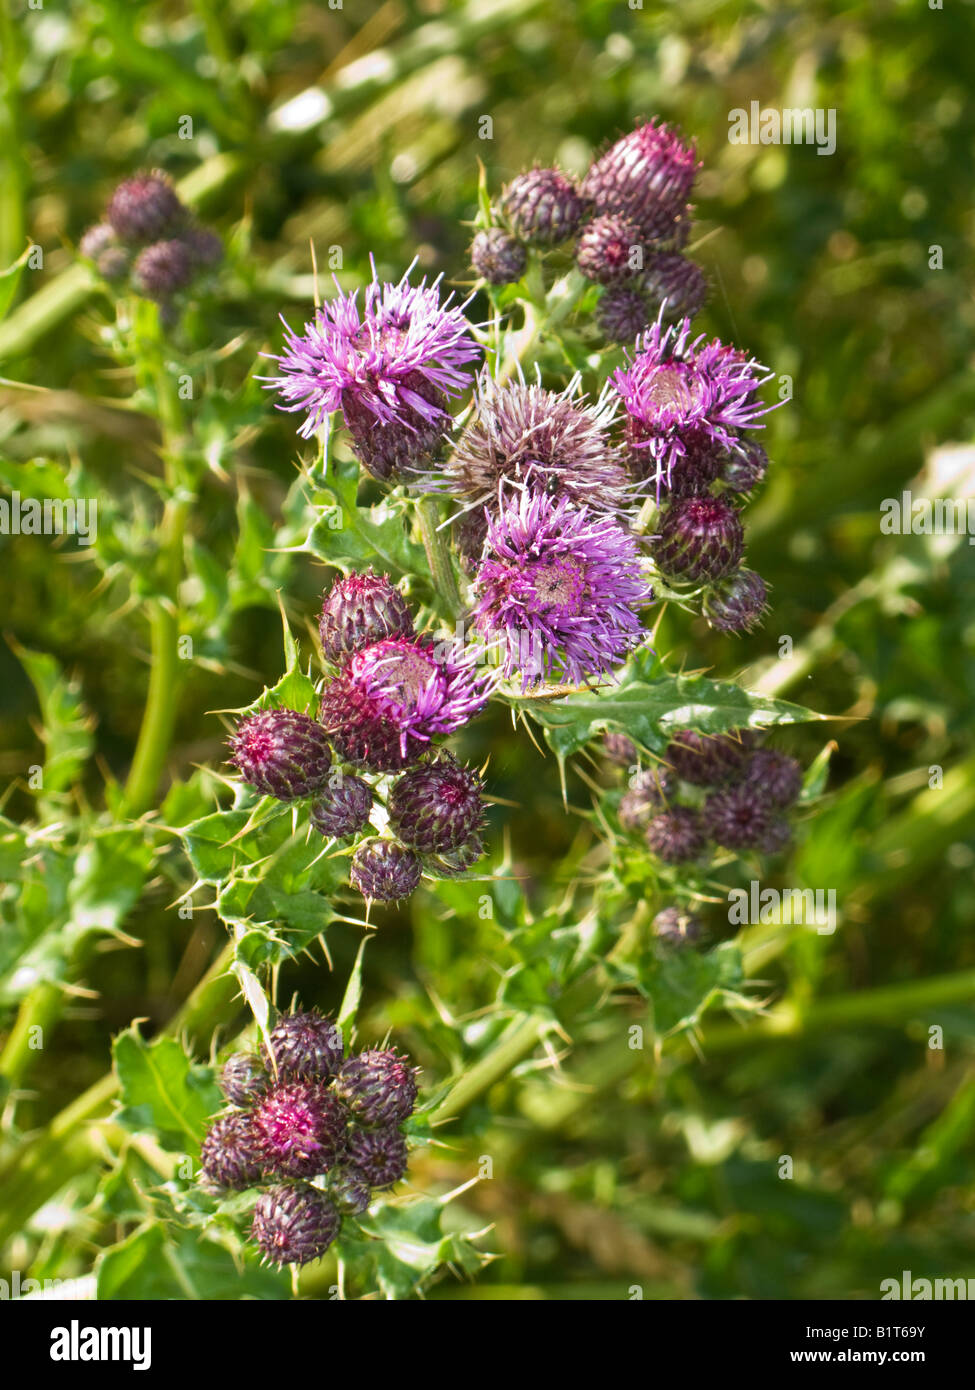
left=0, top=0, right=973, bottom=1299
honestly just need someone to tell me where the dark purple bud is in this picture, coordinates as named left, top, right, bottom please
left=575, top=213, right=645, bottom=284
left=107, top=170, right=185, bottom=242
left=251, top=1184, right=341, bottom=1267
left=703, top=784, right=773, bottom=851
left=350, top=838, right=422, bottom=902
left=619, top=766, right=676, bottom=832
left=328, top=1165, right=372, bottom=1216
left=703, top=568, right=768, bottom=634
left=652, top=905, right=705, bottom=947
left=343, top=370, right=448, bottom=481
left=254, top=1082, right=348, bottom=1179
left=664, top=728, right=752, bottom=786
left=603, top=731, right=639, bottom=767
left=229, top=708, right=333, bottom=801
left=645, top=806, right=706, bottom=863
left=388, top=756, right=483, bottom=855
left=132, top=238, right=195, bottom=301
left=345, top=1125, right=409, bottom=1189
left=500, top=167, right=588, bottom=246
left=722, top=437, right=769, bottom=494
left=595, top=285, right=652, bottom=344
left=581, top=120, right=699, bottom=241
left=471, top=227, right=527, bottom=285
left=319, top=570, right=414, bottom=664
left=660, top=438, right=724, bottom=498
left=425, top=831, right=485, bottom=878
left=262, top=1009, right=344, bottom=1084
left=643, top=252, right=708, bottom=321
left=309, top=774, right=373, bottom=839
left=334, top=1048, right=418, bottom=1127
left=200, top=1112, right=263, bottom=1190
left=653, top=495, right=744, bottom=583
left=219, top=1052, right=268, bottom=1107
left=742, top=748, right=803, bottom=809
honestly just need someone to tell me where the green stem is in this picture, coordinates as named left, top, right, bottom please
left=431, top=1016, right=548, bottom=1125
left=417, top=494, right=463, bottom=619
left=0, top=980, right=63, bottom=1086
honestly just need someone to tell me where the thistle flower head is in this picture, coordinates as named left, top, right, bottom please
left=219, top=1052, right=269, bottom=1108
left=582, top=120, right=699, bottom=241
left=251, top=1184, right=341, bottom=1267
left=742, top=748, right=802, bottom=808
left=664, top=728, right=753, bottom=786
left=106, top=170, right=185, bottom=242
left=261, top=1009, right=344, bottom=1084
left=702, top=567, right=769, bottom=634
left=265, top=268, right=480, bottom=462
left=500, top=167, right=588, bottom=246
left=254, top=1081, right=348, bottom=1179
left=472, top=488, right=652, bottom=689
left=470, top=227, right=527, bottom=285
left=652, top=494, right=744, bottom=583
left=132, top=238, right=194, bottom=301
left=345, top=1126, right=409, bottom=1189
left=595, top=285, right=652, bottom=344
left=320, top=635, right=492, bottom=771
left=333, top=1048, right=418, bottom=1127
left=645, top=806, right=707, bottom=863
left=350, top=838, right=422, bottom=902
left=229, top=708, right=334, bottom=801
left=319, top=570, right=414, bottom=664
left=388, top=755, right=484, bottom=854
left=309, top=775, right=373, bottom=839
left=703, top=783, right=774, bottom=851
left=575, top=213, right=645, bottom=284
left=612, top=316, right=775, bottom=496
left=445, top=376, right=633, bottom=517
left=200, top=1113, right=264, bottom=1191
left=643, top=252, right=709, bottom=322
left=79, top=224, right=129, bottom=281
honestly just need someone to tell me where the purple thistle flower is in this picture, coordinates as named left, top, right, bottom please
left=445, top=376, right=634, bottom=518
left=319, top=570, right=414, bottom=664
left=702, top=568, right=769, bottom=634
left=470, top=227, right=527, bottom=285
left=575, top=213, right=646, bottom=285
left=251, top=1184, right=341, bottom=1267
left=345, top=1126, right=409, bottom=1189
left=472, top=488, right=652, bottom=689
left=703, top=784, right=773, bottom=851
left=602, top=731, right=639, bottom=767
left=261, top=1009, right=344, bottom=1084
left=328, top=1165, right=372, bottom=1216
left=264, top=268, right=481, bottom=473
left=106, top=170, right=185, bottom=242
left=229, top=708, right=333, bottom=801
left=612, top=316, right=775, bottom=497
left=254, top=1082, right=348, bottom=1179
left=652, top=495, right=744, bottom=584
left=319, top=635, right=492, bottom=771
left=333, top=1048, right=418, bottom=1127
left=349, top=839, right=422, bottom=902
left=388, top=755, right=484, bottom=854
left=742, top=748, right=803, bottom=808
left=645, top=806, right=706, bottom=863
left=757, top=817, right=792, bottom=855
left=500, top=167, right=588, bottom=246
left=200, top=1113, right=264, bottom=1190
left=582, top=120, right=699, bottom=242
left=132, top=238, right=194, bottom=301
left=309, top=774, right=373, bottom=839
left=595, top=285, right=652, bottom=344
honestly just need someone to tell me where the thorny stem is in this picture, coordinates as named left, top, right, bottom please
left=417, top=493, right=464, bottom=619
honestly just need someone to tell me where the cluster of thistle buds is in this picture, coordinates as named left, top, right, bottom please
left=199, top=1008, right=418, bottom=1267
left=78, top=169, right=222, bottom=316
left=604, top=726, right=803, bottom=869
left=229, top=571, right=489, bottom=903
left=471, top=120, right=707, bottom=339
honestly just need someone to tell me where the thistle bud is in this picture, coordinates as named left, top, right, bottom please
left=251, top=1184, right=341, bottom=1267
left=703, top=784, right=773, bottom=851
left=230, top=708, right=333, bottom=801
left=581, top=120, right=698, bottom=241
left=219, top=1052, right=268, bottom=1108
left=652, top=905, right=705, bottom=947
left=350, top=838, right=422, bottom=902
left=334, top=1048, right=418, bottom=1127
left=595, top=285, right=652, bottom=344
left=309, top=775, right=373, bottom=839
left=261, top=1009, right=344, bottom=1084
left=652, top=495, right=744, bottom=583
left=702, top=568, right=768, bottom=634
left=643, top=252, right=708, bottom=322
left=500, top=168, right=588, bottom=246
left=132, top=238, right=195, bottom=301
left=319, top=571, right=414, bottom=665
left=664, top=729, right=751, bottom=786
left=575, top=214, right=645, bottom=284
left=106, top=170, right=185, bottom=242
left=603, top=731, right=639, bottom=767
left=342, top=371, right=448, bottom=482
left=254, top=1082, right=348, bottom=1180
left=742, top=749, right=803, bottom=809
left=79, top=224, right=129, bottom=281
left=645, top=806, right=707, bottom=863
left=328, top=1165, right=372, bottom=1216
left=387, top=756, right=483, bottom=855
left=471, top=227, right=527, bottom=285
left=345, top=1125, right=409, bottom=1190
left=200, top=1113, right=264, bottom=1190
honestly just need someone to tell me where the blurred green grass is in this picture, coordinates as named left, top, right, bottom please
left=1, top=0, right=974, bottom=1299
